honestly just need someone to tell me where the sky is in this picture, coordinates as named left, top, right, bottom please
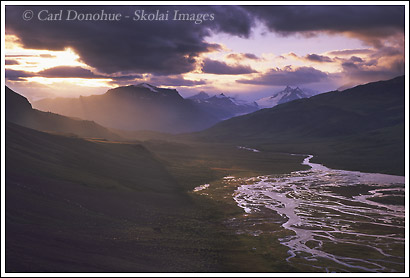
left=4, top=5, right=405, bottom=101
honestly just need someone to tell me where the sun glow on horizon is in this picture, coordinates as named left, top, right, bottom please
left=5, top=13, right=405, bottom=101
left=25, top=77, right=114, bottom=88
left=5, top=35, right=90, bottom=73
left=5, top=34, right=117, bottom=94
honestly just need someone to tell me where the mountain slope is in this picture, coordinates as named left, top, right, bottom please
left=6, top=86, right=121, bottom=140
left=256, top=86, right=309, bottom=108
left=6, top=122, right=224, bottom=272
left=198, top=76, right=405, bottom=175
left=189, top=92, right=259, bottom=120
left=33, top=84, right=220, bottom=133
left=188, top=91, right=210, bottom=100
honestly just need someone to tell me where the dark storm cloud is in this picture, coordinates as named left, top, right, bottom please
left=5, top=6, right=254, bottom=76
left=38, top=66, right=106, bottom=78
left=202, top=59, right=257, bottom=75
left=245, top=6, right=404, bottom=43
left=5, top=59, right=20, bottom=65
left=6, top=5, right=404, bottom=80
left=237, top=66, right=328, bottom=86
left=305, top=54, right=333, bottom=63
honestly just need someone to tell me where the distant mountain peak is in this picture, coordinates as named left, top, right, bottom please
left=212, top=93, right=230, bottom=99
left=256, top=86, right=309, bottom=108
left=105, top=83, right=181, bottom=100
left=188, top=91, right=210, bottom=100
left=187, top=91, right=259, bottom=119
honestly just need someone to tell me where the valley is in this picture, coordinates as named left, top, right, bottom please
left=4, top=75, right=406, bottom=273
left=4, top=4, right=406, bottom=275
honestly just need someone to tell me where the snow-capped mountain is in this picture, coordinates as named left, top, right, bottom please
left=137, top=83, right=160, bottom=93
left=256, top=86, right=309, bottom=108
left=188, top=92, right=259, bottom=119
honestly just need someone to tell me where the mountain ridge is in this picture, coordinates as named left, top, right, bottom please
left=256, top=86, right=310, bottom=108
left=189, top=91, right=259, bottom=120
left=6, top=86, right=122, bottom=140
left=33, top=84, right=220, bottom=133
left=196, top=76, right=404, bottom=175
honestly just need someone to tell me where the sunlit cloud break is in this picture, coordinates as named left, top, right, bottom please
left=5, top=5, right=404, bottom=100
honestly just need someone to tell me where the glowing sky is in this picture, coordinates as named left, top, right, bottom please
left=4, top=5, right=405, bottom=101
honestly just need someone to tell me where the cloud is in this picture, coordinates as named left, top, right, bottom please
left=202, top=58, right=257, bottom=75
left=38, top=66, right=106, bottom=78
left=349, top=56, right=363, bottom=63
left=340, top=56, right=404, bottom=83
left=6, top=6, right=254, bottom=76
left=111, top=74, right=144, bottom=80
left=288, top=52, right=334, bottom=63
left=328, top=49, right=373, bottom=56
left=328, top=43, right=404, bottom=86
left=6, top=66, right=109, bottom=80
left=39, top=54, right=57, bottom=58
left=5, top=5, right=404, bottom=89
left=226, top=52, right=261, bottom=61
left=245, top=6, right=404, bottom=45
left=5, top=59, right=20, bottom=65
left=237, top=66, right=328, bottom=86
left=305, top=54, right=333, bottom=63
left=5, top=54, right=38, bottom=58
left=5, top=69, right=36, bottom=81
left=372, top=46, right=403, bottom=58
left=341, top=62, right=358, bottom=70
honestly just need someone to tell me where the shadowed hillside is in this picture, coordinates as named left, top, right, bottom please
left=5, top=122, right=226, bottom=272
left=6, top=86, right=121, bottom=140
left=33, top=84, right=221, bottom=133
